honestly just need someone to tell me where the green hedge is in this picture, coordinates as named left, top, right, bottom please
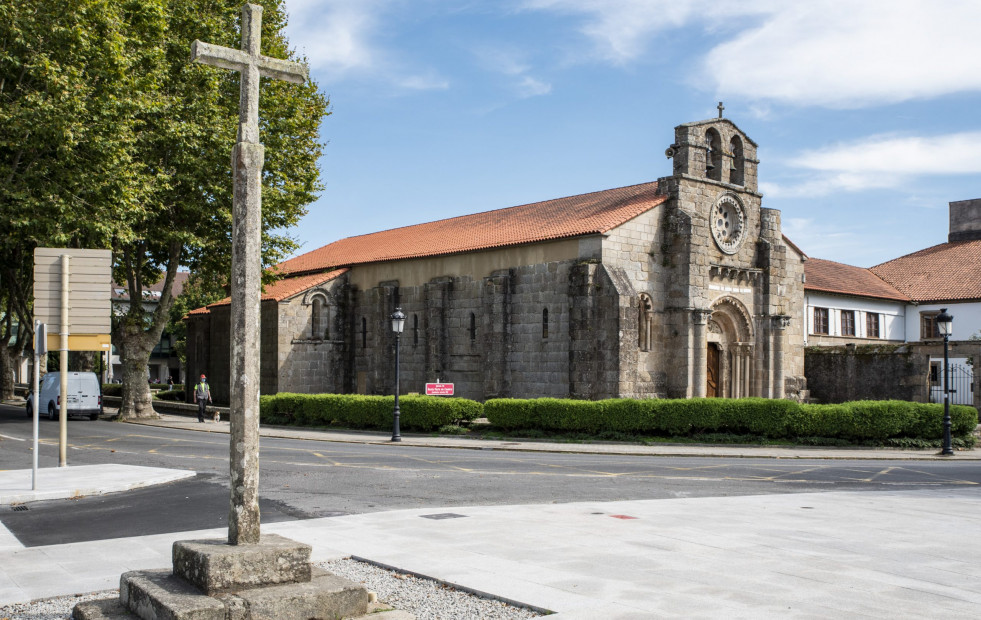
left=154, top=389, right=186, bottom=401
left=259, top=393, right=482, bottom=431
left=484, top=397, right=978, bottom=442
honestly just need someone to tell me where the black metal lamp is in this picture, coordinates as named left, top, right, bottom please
left=936, top=308, right=953, bottom=456
left=390, top=308, right=405, bottom=442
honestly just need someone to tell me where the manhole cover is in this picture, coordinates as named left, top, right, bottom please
left=420, top=513, right=468, bottom=520
left=11, top=505, right=28, bottom=512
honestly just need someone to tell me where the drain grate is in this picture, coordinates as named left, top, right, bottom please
left=420, top=513, right=468, bottom=520
left=11, top=505, right=28, bottom=512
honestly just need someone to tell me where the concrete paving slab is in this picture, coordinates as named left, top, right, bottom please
left=2, top=490, right=981, bottom=617
left=0, top=464, right=196, bottom=506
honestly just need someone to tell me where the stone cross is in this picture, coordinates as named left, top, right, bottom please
left=191, top=4, right=307, bottom=545
left=717, top=101, right=724, bottom=118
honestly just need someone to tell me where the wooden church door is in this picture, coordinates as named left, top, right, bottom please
left=706, top=343, right=720, bottom=398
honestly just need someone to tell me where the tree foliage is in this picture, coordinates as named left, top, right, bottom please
left=0, top=0, right=329, bottom=411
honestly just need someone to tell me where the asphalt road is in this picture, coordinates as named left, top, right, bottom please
left=1, top=403, right=979, bottom=547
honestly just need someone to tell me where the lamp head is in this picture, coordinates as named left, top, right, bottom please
left=391, top=308, right=406, bottom=334
left=936, top=308, right=953, bottom=337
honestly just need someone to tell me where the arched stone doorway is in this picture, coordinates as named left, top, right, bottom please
left=707, top=297, right=754, bottom=398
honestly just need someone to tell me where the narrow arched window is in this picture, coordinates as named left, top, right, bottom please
left=413, top=314, right=419, bottom=345
left=729, top=135, right=744, bottom=186
left=638, top=294, right=653, bottom=352
left=542, top=308, right=549, bottom=339
left=312, top=297, right=324, bottom=340
left=705, top=128, right=722, bottom=181
left=469, top=312, right=476, bottom=342
left=361, top=317, right=367, bottom=349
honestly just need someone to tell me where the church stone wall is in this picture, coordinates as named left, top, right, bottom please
left=274, top=277, right=351, bottom=396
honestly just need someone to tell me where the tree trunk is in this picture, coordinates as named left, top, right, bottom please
left=0, top=343, right=15, bottom=400
left=70, top=351, right=97, bottom=372
left=118, top=329, right=158, bottom=419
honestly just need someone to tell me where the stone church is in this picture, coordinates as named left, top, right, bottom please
left=186, top=114, right=807, bottom=404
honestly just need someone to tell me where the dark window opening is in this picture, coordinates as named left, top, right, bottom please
left=705, top=128, right=722, bottom=181
left=542, top=308, right=549, bottom=339
left=729, top=135, right=744, bottom=186
left=469, top=312, right=476, bottom=342
left=866, top=313, right=880, bottom=339
left=812, top=307, right=829, bottom=335
left=921, top=313, right=941, bottom=340
left=413, top=314, right=419, bottom=345
left=361, top=317, right=367, bottom=349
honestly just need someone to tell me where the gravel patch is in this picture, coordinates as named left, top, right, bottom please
left=320, top=558, right=544, bottom=619
left=0, top=590, right=116, bottom=620
left=0, top=559, right=543, bottom=620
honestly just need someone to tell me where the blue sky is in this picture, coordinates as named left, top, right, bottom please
left=279, top=0, right=981, bottom=268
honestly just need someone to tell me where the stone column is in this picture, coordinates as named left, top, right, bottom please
left=692, top=309, right=711, bottom=398
left=733, top=345, right=742, bottom=398
left=743, top=347, right=751, bottom=397
left=772, top=316, right=790, bottom=400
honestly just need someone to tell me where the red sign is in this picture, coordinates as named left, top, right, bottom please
left=425, top=382, right=455, bottom=396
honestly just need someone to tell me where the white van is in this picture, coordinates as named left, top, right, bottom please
left=26, top=372, right=103, bottom=421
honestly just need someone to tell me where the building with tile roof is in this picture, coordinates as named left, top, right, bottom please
left=186, top=115, right=807, bottom=404
left=801, top=199, right=981, bottom=408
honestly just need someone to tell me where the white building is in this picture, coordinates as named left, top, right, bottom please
left=804, top=199, right=981, bottom=406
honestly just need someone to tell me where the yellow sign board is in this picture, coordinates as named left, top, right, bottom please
left=46, top=333, right=111, bottom=352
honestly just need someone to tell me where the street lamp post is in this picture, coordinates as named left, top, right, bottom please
left=390, top=308, right=405, bottom=442
left=936, top=308, right=954, bottom=456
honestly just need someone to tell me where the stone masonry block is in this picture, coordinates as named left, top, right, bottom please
left=227, top=568, right=369, bottom=620
left=173, top=534, right=312, bottom=595
left=119, top=568, right=226, bottom=619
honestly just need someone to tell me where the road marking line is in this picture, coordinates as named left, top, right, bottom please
left=0, top=434, right=26, bottom=442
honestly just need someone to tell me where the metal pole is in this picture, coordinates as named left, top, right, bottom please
left=32, top=320, right=40, bottom=489
left=392, top=331, right=401, bottom=442
left=941, top=333, right=953, bottom=456
left=59, top=254, right=69, bottom=467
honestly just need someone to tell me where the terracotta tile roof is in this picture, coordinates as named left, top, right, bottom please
left=276, top=182, right=667, bottom=276
left=870, top=240, right=981, bottom=302
left=805, top=258, right=909, bottom=302
left=186, top=269, right=347, bottom=316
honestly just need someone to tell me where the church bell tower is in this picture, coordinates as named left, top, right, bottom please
left=656, top=107, right=804, bottom=401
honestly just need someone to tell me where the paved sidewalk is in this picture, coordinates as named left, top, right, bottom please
left=1, top=485, right=979, bottom=618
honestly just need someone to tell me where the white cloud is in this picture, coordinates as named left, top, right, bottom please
left=516, top=76, right=552, bottom=97
left=284, top=0, right=380, bottom=74
left=704, top=0, right=981, bottom=108
left=283, top=0, right=449, bottom=91
left=519, top=0, right=772, bottom=64
left=471, top=44, right=552, bottom=99
left=523, top=0, right=981, bottom=107
left=764, top=131, right=981, bottom=197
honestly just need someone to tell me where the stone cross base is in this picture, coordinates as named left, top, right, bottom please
left=72, top=534, right=415, bottom=620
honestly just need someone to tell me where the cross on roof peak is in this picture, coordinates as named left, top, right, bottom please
left=717, top=101, right=725, bottom=118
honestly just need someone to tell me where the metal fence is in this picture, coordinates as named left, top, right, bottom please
left=930, top=362, right=975, bottom=406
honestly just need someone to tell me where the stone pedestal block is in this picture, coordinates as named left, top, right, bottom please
left=75, top=567, right=373, bottom=620
left=172, top=534, right=311, bottom=594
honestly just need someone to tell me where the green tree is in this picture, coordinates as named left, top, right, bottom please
left=0, top=0, right=155, bottom=398
left=112, top=0, right=327, bottom=418
left=1, top=0, right=327, bottom=413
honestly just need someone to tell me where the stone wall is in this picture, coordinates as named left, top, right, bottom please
left=804, top=344, right=929, bottom=404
